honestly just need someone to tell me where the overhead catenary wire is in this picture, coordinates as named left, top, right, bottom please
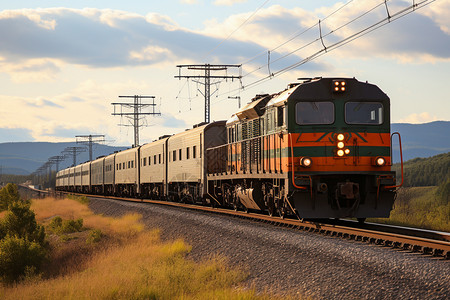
left=241, top=0, right=356, bottom=65
left=217, top=0, right=435, bottom=97
left=202, top=0, right=272, bottom=61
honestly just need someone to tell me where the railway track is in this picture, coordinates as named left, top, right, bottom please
left=65, top=192, right=450, bottom=260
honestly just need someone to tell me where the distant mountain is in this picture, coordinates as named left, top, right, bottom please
left=0, top=121, right=448, bottom=175
left=0, top=142, right=127, bottom=175
left=391, top=121, right=450, bottom=163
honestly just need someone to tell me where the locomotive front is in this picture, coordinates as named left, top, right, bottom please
left=286, top=77, right=397, bottom=220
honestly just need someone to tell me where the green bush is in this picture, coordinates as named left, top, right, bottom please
left=86, top=229, right=103, bottom=244
left=49, top=216, right=63, bottom=231
left=0, top=235, right=47, bottom=283
left=60, top=218, right=83, bottom=234
left=48, top=216, right=83, bottom=235
left=0, top=191, right=48, bottom=283
left=0, top=201, right=46, bottom=246
left=0, top=183, right=21, bottom=212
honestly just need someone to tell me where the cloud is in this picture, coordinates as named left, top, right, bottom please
left=0, top=127, right=34, bottom=143
left=0, top=8, right=271, bottom=72
left=214, top=0, right=247, bottom=6
left=42, top=125, right=94, bottom=138
left=315, top=1, right=450, bottom=63
left=161, top=115, right=188, bottom=128
left=397, top=112, right=439, bottom=124
left=180, top=0, right=199, bottom=5
left=0, top=58, right=62, bottom=83
left=26, top=97, right=63, bottom=108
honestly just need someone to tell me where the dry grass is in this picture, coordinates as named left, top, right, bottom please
left=31, top=196, right=144, bottom=236
left=0, top=197, right=287, bottom=299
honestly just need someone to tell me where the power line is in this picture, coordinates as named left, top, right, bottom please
left=111, top=95, right=161, bottom=147
left=175, top=64, right=241, bottom=123
left=76, top=134, right=105, bottom=161
left=62, top=146, right=86, bottom=167
left=241, top=0, right=356, bottom=66
left=203, top=0, right=272, bottom=61
left=222, top=0, right=434, bottom=95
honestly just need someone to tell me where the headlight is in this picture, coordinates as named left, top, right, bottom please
left=300, top=157, right=312, bottom=167
left=337, top=134, right=345, bottom=141
left=337, top=142, right=345, bottom=149
left=337, top=150, right=345, bottom=157
left=375, top=157, right=386, bottom=166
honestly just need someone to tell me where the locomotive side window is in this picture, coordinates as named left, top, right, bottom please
left=296, top=102, right=334, bottom=125
left=277, top=106, right=284, bottom=127
left=345, top=102, right=383, bottom=125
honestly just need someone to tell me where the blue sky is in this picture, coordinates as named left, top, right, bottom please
left=0, top=0, right=449, bottom=146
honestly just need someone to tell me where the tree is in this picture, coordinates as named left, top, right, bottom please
left=0, top=184, right=48, bottom=283
left=0, top=183, right=21, bottom=211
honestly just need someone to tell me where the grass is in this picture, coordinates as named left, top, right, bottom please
left=0, top=197, right=288, bottom=299
left=368, top=186, right=450, bottom=232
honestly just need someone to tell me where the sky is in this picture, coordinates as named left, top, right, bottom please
left=0, top=0, right=449, bottom=147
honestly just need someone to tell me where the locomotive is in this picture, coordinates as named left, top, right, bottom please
left=56, top=77, right=402, bottom=221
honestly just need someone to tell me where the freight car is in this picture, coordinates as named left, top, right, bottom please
left=56, top=77, right=402, bottom=222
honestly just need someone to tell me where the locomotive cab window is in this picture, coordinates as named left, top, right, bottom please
left=296, top=101, right=334, bottom=125
left=345, top=102, right=383, bottom=125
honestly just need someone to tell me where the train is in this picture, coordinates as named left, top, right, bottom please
left=56, top=77, right=403, bottom=222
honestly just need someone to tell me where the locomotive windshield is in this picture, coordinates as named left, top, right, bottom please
left=295, top=101, right=334, bottom=125
left=345, top=102, right=383, bottom=125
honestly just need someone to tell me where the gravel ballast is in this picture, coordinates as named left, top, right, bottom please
left=89, top=197, right=450, bottom=299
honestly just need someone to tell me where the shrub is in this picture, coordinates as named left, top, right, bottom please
left=86, top=229, right=103, bottom=244
left=60, top=218, right=83, bottom=234
left=48, top=217, right=83, bottom=235
left=0, top=184, right=21, bottom=212
left=0, top=201, right=46, bottom=247
left=0, top=235, right=47, bottom=283
left=48, top=216, right=63, bottom=231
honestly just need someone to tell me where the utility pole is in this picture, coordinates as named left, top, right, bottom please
left=49, top=155, right=65, bottom=172
left=63, top=146, right=86, bottom=166
left=111, top=95, right=161, bottom=147
left=76, top=134, right=105, bottom=161
left=175, top=64, right=241, bottom=123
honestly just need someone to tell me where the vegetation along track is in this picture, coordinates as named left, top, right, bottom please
left=57, top=190, right=449, bottom=260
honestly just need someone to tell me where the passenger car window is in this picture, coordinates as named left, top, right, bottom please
left=345, top=102, right=383, bottom=125
left=296, top=102, right=334, bottom=125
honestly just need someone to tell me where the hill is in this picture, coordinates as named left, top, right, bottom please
left=391, top=121, right=450, bottom=162
left=0, top=121, right=448, bottom=175
left=392, top=152, right=450, bottom=187
left=0, top=142, right=127, bottom=175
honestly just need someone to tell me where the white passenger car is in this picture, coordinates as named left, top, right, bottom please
left=167, top=121, right=226, bottom=202
left=139, top=136, right=169, bottom=199
left=114, top=147, right=139, bottom=196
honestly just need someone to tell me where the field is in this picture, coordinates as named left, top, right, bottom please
left=0, top=196, right=285, bottom=299
left=369, top=185, right=450, bottom=232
